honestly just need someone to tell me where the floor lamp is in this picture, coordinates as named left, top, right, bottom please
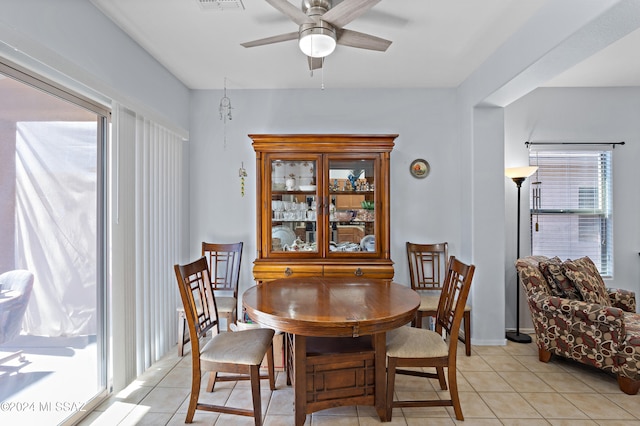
left=505, top=166, right=538, bottom=344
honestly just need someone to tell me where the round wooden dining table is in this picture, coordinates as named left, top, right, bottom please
left=242, top=276, right=420, bottom=425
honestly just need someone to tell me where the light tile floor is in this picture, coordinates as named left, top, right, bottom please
left=77, top=335, right=640, bottom=425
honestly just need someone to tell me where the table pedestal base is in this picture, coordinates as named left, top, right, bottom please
left=287, top=333, right=387, bottom=425
left=242, top=279, right=421, bottom=426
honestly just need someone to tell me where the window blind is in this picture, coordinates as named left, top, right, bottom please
left=134, top=117, right=184, bottom=374
left=113, top=104, right=185, bottom=388
left=529, top=150, right=613, bottom=276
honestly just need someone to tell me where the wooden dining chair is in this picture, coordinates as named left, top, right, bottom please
left=174, top=256, right=275, bottom=426
left=178, top=241, right=243, bottom=356
left=406, top=242, right=472, bottom=356
left=386, top=256, right=475, bottom=421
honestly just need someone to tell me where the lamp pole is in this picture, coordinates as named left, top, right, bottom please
left=504, top=166, right=537, bottom=344
left=506, top=177, right=532, bottom=343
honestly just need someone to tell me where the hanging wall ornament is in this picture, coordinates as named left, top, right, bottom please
left=239, top=162, right=247, bottom=196
left=219, top=77, right=233, bottom=150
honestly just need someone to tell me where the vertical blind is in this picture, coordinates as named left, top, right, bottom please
left=114, top=104, right=185, bottom=385
left=134, top=117, right=184, bottom=374
left=529, top=149, right=613, bottom=276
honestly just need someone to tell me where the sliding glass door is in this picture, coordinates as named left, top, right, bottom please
left=0, top=63, right=108, bottom=425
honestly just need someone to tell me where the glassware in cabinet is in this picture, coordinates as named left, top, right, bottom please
left=269, top=159, right=318, bottom=253
left=328, top=158, right=376, bottom=253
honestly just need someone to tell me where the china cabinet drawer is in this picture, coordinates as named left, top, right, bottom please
left=323, top=264, right=394, bottom=279
left=253, top=264, right=323, bottom=282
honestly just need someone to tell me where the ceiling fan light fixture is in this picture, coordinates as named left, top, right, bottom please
left=299, top=22, right=336, bottom=58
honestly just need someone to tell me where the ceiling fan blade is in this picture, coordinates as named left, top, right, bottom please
left=241, top=31, right=299, bottom=48
left=266, top=0, right=314, bottom=26
left=336, top=28, right=391, bottom=51
left=321, top=0, right=382, bottom=28
left=308, top=56, right=323, bottom=70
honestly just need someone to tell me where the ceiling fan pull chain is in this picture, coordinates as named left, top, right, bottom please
left=321, top=57, right=325, bottom=90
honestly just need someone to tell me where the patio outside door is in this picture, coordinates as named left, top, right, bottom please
left=0, top=64, right=108, bottom=425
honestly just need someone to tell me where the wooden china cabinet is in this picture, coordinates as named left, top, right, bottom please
left=250, top=134, right=397, bottom=283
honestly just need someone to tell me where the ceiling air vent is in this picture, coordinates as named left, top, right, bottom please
left=196, top=0, right=245, bottom=11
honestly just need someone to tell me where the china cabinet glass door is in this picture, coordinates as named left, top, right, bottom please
left=328, top=157, right=377, bottom=254
left=269, top=157, right=319, bottom=254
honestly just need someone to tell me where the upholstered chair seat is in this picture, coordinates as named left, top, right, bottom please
left=215, top=296, right=236, bottom=316
left=386, top=326, right=448, bottom=359
left=201, top=327, right=274, bottom=365
left=419, top=294, right=471, bottom=313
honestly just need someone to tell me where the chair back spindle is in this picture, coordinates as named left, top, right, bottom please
left=436, top=256, right=474, bottom=345
left=202, top=242, right=243, bottom=299
left=175, top=257, right=220, bottom=342
left=407, top=242, right=448, bottom=292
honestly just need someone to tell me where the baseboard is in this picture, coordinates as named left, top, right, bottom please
left=505, top=327, right=535, bottom=335
left=472, top=328, right=535, bottom=346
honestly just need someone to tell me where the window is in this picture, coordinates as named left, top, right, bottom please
left=529, top=150, right=613, bottom=276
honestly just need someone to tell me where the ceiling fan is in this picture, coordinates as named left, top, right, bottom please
left=241, top=0, right=392, bottom=70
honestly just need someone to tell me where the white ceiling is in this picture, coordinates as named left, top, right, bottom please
left=90, top=0, right=640, bottom=90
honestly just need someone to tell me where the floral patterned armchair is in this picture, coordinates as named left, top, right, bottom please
left=516, top=255, right=640, bottom=395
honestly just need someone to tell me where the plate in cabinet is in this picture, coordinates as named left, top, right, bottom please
left=360, top=235, right=375, bottom=252
left=272, top=226, right=296, bottom=248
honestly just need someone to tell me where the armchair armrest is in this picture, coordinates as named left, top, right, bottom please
left=535, top=294, right=624, bottom=326
left=608, top=288, right=636, bottom=313
left=529, top=292, right=626, bottom=342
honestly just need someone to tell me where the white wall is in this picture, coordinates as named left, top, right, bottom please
left=0, top=0, right=190, bottom=132
left=188, top=87, right=463, bottom=306
left=506, top=87, right=640, bottom=300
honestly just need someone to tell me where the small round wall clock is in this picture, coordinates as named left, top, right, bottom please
left=410, top=159, right=430, bottom=179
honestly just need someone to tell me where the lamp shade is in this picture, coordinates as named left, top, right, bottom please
left=505, top=166, right=538, bottom=179
left=299, top=22, right=336, bottom=58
